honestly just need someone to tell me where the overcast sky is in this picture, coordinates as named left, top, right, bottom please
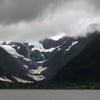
left=0, top=0, right=100, bottom=41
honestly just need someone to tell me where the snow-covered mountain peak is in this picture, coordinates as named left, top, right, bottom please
left=0, top=43, right=24, bottom=58
left=0, top=31, right=98, bottom=83
left=26, top=41, right=44, bottom=51
left=50, top=32, right=67, bottom=41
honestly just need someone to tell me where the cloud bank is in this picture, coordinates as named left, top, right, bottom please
left=0, top=0, right=100, bottom=41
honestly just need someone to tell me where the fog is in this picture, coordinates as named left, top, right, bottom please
left=0, top=0, right=100, bottom=41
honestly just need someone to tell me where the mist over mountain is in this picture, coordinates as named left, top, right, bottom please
left=0, top=0, right=100, bottom=41
left=0, top=23, right=100, bottom=84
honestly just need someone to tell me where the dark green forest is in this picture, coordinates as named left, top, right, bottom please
left=0, top=81, right=100, bottom=89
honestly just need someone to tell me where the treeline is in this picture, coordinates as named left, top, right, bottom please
left=0, top=81, right=100, bottom=89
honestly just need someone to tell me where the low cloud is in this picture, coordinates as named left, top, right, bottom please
left=0, top=0, right=100, bottom=41
left=0, top=0, right=62, bottom=24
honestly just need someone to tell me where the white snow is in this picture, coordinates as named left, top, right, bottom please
left=57, top=48, right=61, bottom=51
left=23, top=57, right=31, bottom=61
left=50, top=32, right=66, bottom=41
left=24, top=65, right=29, bottom=69
left=65, top=41, right=78, bottom=52
left=27, top=34, right=66, bottom=53
left=13, top=76, right=33, bottom=83
left=25, top=40, right=57, bottom=53
left=6, top=41, right=11, bottom=45
left=36, top=60, right=47, bottom=64
left=27, top=74, right=45, bottom=81
left=27, top=41, right=44, bottom=50
left=43, top=48, right=55, bottom=52
left=31, top=47, right=56, bottom=53
left=27, top=66, right=47, bottom=81
left=0, top=76, right=12, bottom=82
left=0, top=44, right=24, bottom=58
left=72, top=41, right=79, bottom=46
left=17, top=46, right=20, bottom=49
left=11, top=44, right=16, bottom=47
left=28, top=66, right=47, bottom=74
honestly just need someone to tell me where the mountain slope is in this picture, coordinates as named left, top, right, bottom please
left=0, top=31, right=99, bottom=83
left=53, top=32, right=100, bottom=83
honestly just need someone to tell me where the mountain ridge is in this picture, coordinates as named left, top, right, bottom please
left=0, top=31, right=99, bottom=83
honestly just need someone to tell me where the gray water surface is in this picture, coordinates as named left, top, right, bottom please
left=0, top=90, right=100, bottom=100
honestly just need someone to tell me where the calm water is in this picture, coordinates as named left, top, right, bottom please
left=0, top=90, right=100, bottom=100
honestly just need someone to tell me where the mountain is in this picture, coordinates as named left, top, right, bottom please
left=0, top=29, right=100, bottom=83
left=53, top=32, right=100, bottom=83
